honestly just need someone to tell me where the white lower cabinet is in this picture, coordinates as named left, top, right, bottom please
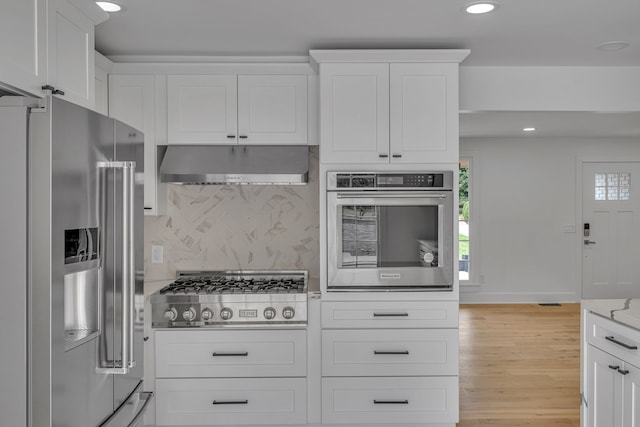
left=155, top=329, right=307, bottom=426
left=321, top=300, right=459, bottom=425
left=584, top=312, right=640, bottom=427
left=322, top=377, right=458, bottom=424
left=156, top=378, right=307, bottom=425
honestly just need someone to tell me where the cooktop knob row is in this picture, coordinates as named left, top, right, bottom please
left=220, top=307, right=233, bottom=321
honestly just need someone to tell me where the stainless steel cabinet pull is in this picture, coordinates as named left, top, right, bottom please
left=373, top=400, right=409, bottom=404
left=373, top=312, right=409, bottom=317
left=392, top=154, right=402, bottom=158
left=618, top=369, right=630, bottom=375
left=212, top=400, right=249, bottom=405
left=379, top=154, right=389, bottom=158
left=212, top=352, right=249, bottom=357
left=609, top=365, right=621, bottom=370
left=374, top=350, right=409, bottom=355
left=227, top=135, right=236, bottom=139
left=606, top=336, right=638, bottom=350
left=239, top=135, right=248, bottom=139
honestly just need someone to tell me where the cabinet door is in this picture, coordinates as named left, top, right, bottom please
left=390, top=63, right=458, bottom=164
left=47, top=0, right=95, bottom=109
left=167, top=75, right=237, bottom=144
left=109, top=75, right=159, bottom=215
left=94, top=62, right=108, bottom=115
left=319, top=63, right=389, bottom=163
left=237, top=75, right=307, bottom=144
left=0, top=0, right=46, bottom=96
left=622, top=363, right=640, bottom=427
left=587, top=345, right=622, bottom=427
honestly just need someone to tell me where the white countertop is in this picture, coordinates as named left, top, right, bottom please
left=583, top=299, right=640, bottom=331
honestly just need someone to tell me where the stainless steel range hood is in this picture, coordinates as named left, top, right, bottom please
left=159, top=145, right=309, bottom=185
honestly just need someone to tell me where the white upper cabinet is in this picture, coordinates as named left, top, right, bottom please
left=168, top=75, right=238, bottom=144
left=109, top=74, right=165, bottom=216
left=167, top=74, right=307, bottom=145
left=319, top=63, right=389, bottom=163
left=312, top=50, right=469, bottom=164
left=237, top=75, right=308, bottom=144
left=0, top=0, right=46, bottom=95
left=390, top=63, right=458, bottom=164
left=0, top=0, right=106, bottom=109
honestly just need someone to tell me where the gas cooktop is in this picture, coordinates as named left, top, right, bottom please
left=150, top=270, right=308, bottom=328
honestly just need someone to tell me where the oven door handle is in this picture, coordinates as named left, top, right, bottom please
left=336, top=192, right=448, bottom=199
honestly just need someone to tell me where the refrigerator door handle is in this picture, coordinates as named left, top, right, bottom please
left=97, top=161, right=136, bottom=375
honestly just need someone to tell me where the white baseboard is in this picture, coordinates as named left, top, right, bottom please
left=460, top=290, right=580, bottom=304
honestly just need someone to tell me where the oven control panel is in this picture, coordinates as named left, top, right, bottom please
left=333, top=172, right=450, bottom=190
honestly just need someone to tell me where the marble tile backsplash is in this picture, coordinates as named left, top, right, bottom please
left=143, top=147, right=319, bottom=281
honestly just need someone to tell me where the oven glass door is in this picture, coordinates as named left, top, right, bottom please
left=327, top=192, right=453, bottom=289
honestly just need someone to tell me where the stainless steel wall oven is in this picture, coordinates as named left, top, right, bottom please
left=327, top=171, right=454, bottom=291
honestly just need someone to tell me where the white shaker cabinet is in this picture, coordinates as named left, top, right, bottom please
left=319, top=62, right=459, bottom=164
left=0, top=0, right=46, bottom=96
left=312, top=50, right=469, bottom=165
left=583, top=310, right=640, bottom=427
left=109, top=74, right=165, bottom=215
left=167, top=74, right=307, bottom=145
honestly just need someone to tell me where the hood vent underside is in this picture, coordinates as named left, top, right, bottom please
left=159, top=145, right=309, bottom=185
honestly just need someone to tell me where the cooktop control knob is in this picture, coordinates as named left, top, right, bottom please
left=263, top=307, right=276, bottom=320
left=422, top=252, right=435, bottom=263
left=163, top=307, right=178, bottom=322
left=282, top=306, right=295, bottom=320
left=182, top=307, right=197, bottom=322
left=220, top=307, right=233, bottom=321
left=201, top=308, right=214, bottom=321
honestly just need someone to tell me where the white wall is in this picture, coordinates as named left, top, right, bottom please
left=460, top=136, right=640, bottom=303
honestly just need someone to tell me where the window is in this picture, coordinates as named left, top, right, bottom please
left=595, top=173, right=630, bottom=201
left=459, top=160, right=470, bottom=281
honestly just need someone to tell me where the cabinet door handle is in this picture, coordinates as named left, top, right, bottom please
left=618, top=369, right=630, bottom=375
left=606, top=336, right=638, bottom=350
left=212, top=352, right=249, bottom=357
left=227, top=135, right=236, bottom=139
left=212, top=400, right=248, bottom=405
left=239, top=135, right=248, bottom=139
left=373, top=400, right=409, bottom=405
left=609, top=365, right=621, bottom=370
left=392, top=154, right=402, bottom=158
left=374, top=350, right=409, bottom=355
left=373, top=312, right=409, bottom=317
left=379, top=154, right=389, bottom=158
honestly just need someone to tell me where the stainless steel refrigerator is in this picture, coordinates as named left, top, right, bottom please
left=0, top=95, right=152, bottom=426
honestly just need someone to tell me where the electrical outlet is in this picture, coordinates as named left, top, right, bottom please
left=151, top=245, right=163, bottom=264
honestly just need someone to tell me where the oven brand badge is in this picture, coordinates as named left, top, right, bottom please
left=380, top=273, right=401, bottom=279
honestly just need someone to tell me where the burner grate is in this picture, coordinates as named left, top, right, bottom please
left=158, top=275, right=306, bottom=295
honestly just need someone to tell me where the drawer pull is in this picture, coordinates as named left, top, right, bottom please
left=618, top=369, right=630, bottom=375
left=605, top=336, right=638, bottom=350
left=609, top=365, right=621, bottom=370
left=212, top=352, right=249, bottom=357
left=212, top=400, right=248, bottom=405
left=373, top=313, right=409, bottom=317
left=373, top=400, right=409, bottom=405
left=374, top=350, right=410, bottom=355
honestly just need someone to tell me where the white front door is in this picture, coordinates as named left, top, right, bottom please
left=582, top=162, right=640, bottom=299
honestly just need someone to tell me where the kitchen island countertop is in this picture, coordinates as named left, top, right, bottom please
left=583, top=298, right=640, bottom=331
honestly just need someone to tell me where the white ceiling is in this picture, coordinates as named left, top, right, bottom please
left=94, top=0, right=640, bottom=139
left=95, top=0, right=639, bottom=66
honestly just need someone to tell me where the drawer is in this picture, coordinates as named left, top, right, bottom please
left=322, top=329, right=458, bottom=376
left=322, top=376, right=458, bottom=424
left=156, top=378, right=306, bottom=425
left=586, top=311, right=640, bottom=368
left=155, top=329, right=306, bottom=378
left=322, top=301, right=458, bottom=329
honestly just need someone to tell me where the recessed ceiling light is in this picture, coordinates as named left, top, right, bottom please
left=465, top=2, right=498, bottom=14
left=523, top=127, right=536, bottom=132
left=96, top=1, right=122, bottom=12
left=597, top=41, right=631, bottom=51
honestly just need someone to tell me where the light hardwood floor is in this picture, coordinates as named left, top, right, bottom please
left=458, top=303, right=581, bottom=427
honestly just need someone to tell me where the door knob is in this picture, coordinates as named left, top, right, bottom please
left=584, top=240, right=597, bottom=245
